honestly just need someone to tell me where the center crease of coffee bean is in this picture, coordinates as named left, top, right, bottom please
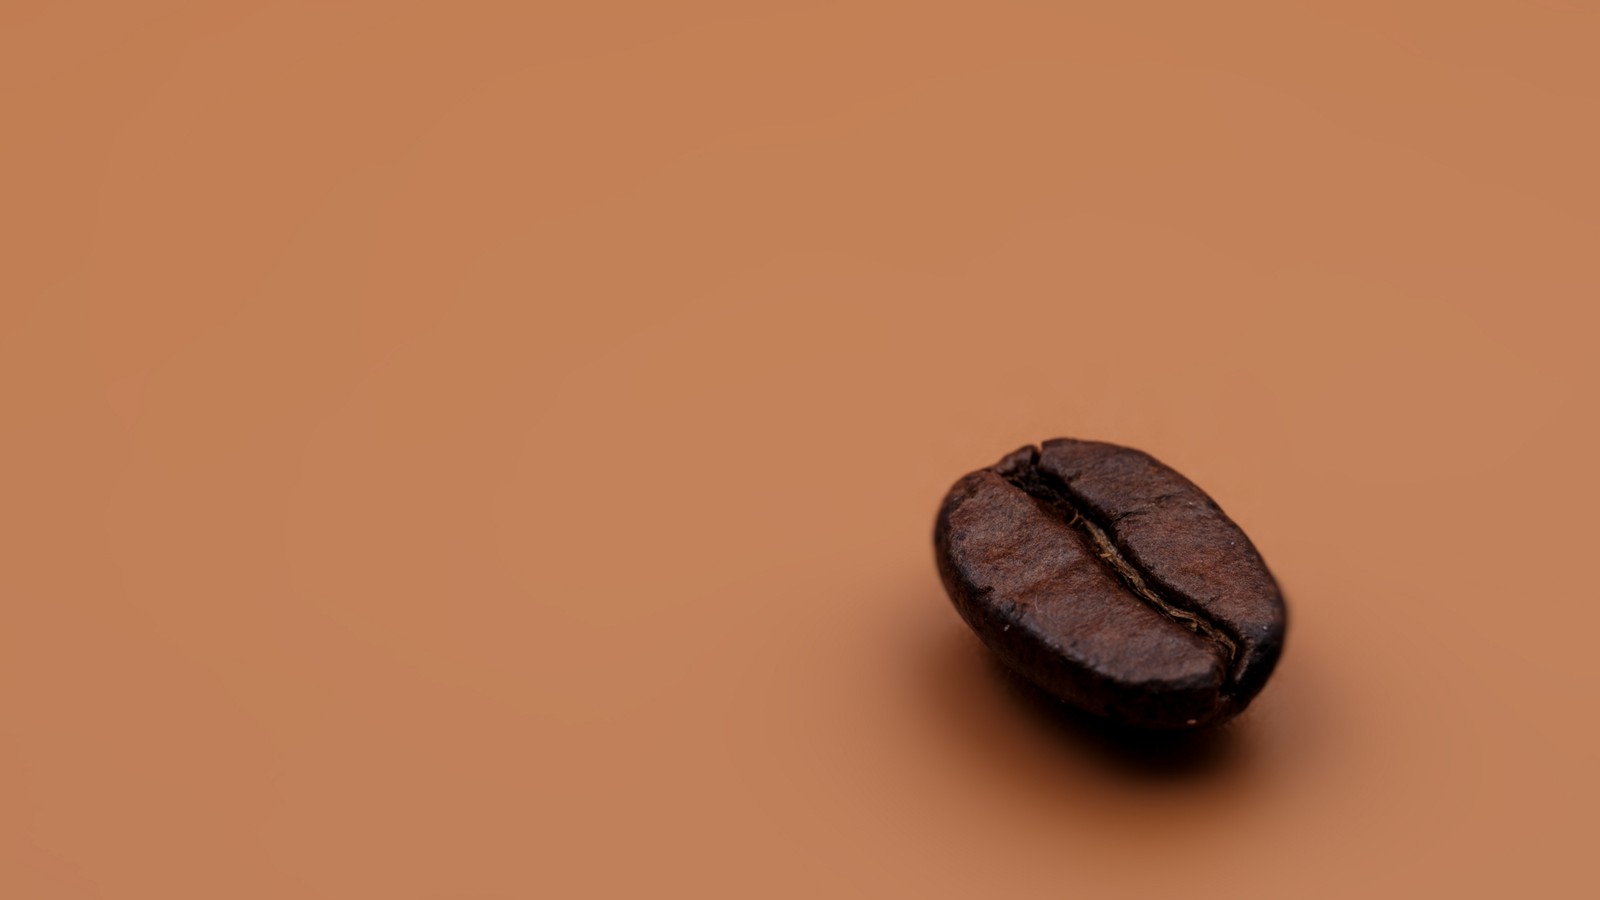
left=999, top=458, right=1241, bottom=678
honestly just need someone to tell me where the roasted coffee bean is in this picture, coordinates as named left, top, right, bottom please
left=934, top=439, right=1286, bottom=729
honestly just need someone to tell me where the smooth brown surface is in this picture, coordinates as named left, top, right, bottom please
left=2, top=2, right=1597, bottom=897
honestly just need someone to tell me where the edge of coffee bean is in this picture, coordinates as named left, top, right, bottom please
left=934, top=438, right=1287, bottom=731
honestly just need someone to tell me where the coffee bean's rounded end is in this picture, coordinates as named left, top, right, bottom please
left=933, top=439, right=1288, bottom=731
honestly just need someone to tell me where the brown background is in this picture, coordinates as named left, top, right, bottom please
left=3, top=2, right=1598, bottom=897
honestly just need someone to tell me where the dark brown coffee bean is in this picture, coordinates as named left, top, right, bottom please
left=934, top=439, right=1286, bottom=729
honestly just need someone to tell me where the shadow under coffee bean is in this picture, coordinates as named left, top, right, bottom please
left=934, top=439, right=1287, bottom=730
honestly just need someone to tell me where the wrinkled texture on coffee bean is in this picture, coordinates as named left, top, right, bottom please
left=934, top=439, right=1287, bottom=729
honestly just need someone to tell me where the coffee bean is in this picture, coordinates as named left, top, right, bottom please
left=934, top=440, right=1286, bottom=729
